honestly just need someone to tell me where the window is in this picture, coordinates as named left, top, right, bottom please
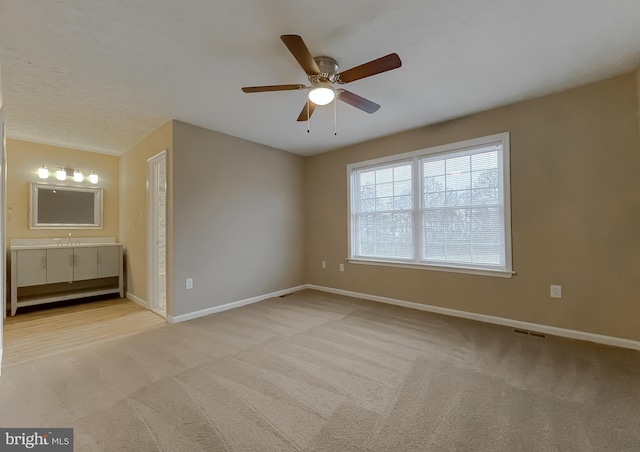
left=348, top=133, right=512, bottom=277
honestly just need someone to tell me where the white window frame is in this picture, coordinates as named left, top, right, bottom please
left=347, top=132, right=513, bottom=278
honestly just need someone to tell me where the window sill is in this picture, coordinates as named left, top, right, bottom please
left=346, top=258, right=515, bottom=278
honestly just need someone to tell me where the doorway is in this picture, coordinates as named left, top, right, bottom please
left=147, top=150, right=167, bottom=318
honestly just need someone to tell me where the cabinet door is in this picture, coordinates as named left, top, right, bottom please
left=73, top=247, right=98, bottom=281
left=97, top=246, right=120, bottom=278
left=16, top=249, right=47, bottom=287
left=47, top=248, right=74, bottom=283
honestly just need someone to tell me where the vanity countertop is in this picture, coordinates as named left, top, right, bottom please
left=10, top=243, right=122, bottom=251
left=10, top=237, right=120, bottom=251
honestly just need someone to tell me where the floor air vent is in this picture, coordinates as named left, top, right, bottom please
left=513, top=328, right=546, bottom=339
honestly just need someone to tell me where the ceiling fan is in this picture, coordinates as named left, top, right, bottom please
left=242, top=35, right=402, bottom=122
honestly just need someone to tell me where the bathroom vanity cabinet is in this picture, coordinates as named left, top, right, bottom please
left=10, top=243, right=123, bottom=315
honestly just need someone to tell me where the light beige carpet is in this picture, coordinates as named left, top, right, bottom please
left=1, top=289, right=639, bottom=451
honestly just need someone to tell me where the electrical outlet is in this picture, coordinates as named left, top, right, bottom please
left=322, top=261, right=326, bottom=269
left=186, top=278, right=193, bottom=290
left=339, top=263, right=344, bottom=272
left=550, top=285, right=562, bottom=298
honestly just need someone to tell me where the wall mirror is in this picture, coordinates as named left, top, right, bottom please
left=30, top=183, right=103, bottom=229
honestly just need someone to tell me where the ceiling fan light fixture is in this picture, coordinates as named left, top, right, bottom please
left=308, top=83, right=335, bottom=106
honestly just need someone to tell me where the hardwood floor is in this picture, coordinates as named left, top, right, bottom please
left=2, top=297, right=166, bottom=367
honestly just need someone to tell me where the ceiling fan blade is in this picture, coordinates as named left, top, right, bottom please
left=242, top=84, right=306, bottom=93
left=281, top=35, right=320, bottom=76
left=337, top=53, right=402, bottom=83
left=297, top=100, right=317, bottom=121
left=337, top=90, right=381, bottom=114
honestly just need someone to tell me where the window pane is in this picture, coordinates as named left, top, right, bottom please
left=376, top=168, right=393, bottom=184
left=376, top=182, right=394, bottom=198
left=394, top=179, right=412, bottom=196
left=424, top=160, right=445, bottom=177
left=360, top=171, right=375, bottom=186
left=353, top=162, right=413, bottom=260
left=420, top=148, right=505, bottom=268
left=424, top=175, right=445, bottom=193
left=394, top=165, right=412, bottom=181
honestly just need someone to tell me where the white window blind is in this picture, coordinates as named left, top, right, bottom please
left=348, top=133, right=512, bottom=276
left=421, top=146, right=505, bottom=268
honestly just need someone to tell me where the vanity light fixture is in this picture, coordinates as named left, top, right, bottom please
left=36, top=165, right=99, bottom=184
left=38, top=166, right=49, bottom=179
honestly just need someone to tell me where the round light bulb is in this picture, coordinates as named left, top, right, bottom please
left=73, top=171, right=83, bottom=182
left=308, top=84, right=335, bottom=106
left=38, top=167, right=49, bottom=179
left=89, top=173, right=99, bottom=184
left=56, top=169, right=67, bottom=181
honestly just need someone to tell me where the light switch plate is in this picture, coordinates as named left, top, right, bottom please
left=550, top=285, right=562, bottom=298
left=186, top=278, right=193, bottom=290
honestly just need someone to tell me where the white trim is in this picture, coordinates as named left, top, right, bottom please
left=126, top=292, right=149, bottom=309
left=166, top=285, right=308, bottom=324
left=147, top=150, right=167, bottom=317
left=347, top=258, right=514, bottom=278
left=348, top=133, right=510, bottom=169
left=306, top=285, right=640, bottom=351
left=0, top=110, right=5, bottom=375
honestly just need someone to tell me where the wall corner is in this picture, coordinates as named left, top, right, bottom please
left=637, top=67, right=640, bottom=142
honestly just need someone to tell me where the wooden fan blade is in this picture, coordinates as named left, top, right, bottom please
left=337, top=53, right=402, bottom=83
left=297, top=100, right=317, bottom=121
left=281, top=35, right=320, bottom=76
left=337, top=90, right=381, bottom=114
left=242, top=84, right=306, bottom=93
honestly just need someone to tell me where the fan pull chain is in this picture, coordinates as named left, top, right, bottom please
left=307, top=101, right=310, bottom=133
left=334, top=97, right=337, bottom=136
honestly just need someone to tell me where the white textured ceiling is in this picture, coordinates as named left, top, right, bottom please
left=1, top=0, right=640, bottom=156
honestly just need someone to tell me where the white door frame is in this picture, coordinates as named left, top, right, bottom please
left=147, top=150, right=167, bottom=318
left=0, top=108, right=6, bottom=374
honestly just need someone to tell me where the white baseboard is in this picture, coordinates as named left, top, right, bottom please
left=166, top=285, right=308, bottom=324
left=126, top=292, right=148, bottom=309
left=306, top=285, right=640, bottom=351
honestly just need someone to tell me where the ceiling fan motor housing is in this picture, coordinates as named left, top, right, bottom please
left=313, top=56, right=339, bottom=83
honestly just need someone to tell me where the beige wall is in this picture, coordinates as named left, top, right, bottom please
left=306, top=72, right=640, bottom=341
left=171, top=121, right=306, bottom=317
left=6, top=139, right=119, bottom=244
left=119, top=121, right=173, bottom=307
